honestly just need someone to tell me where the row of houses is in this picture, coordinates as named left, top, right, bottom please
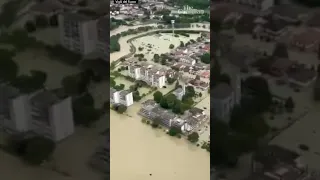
left=110, top=88, right=134, bottom=107
left=138, top=100, right=208, bottom=133
left=0, top=84, right=74, bottom=142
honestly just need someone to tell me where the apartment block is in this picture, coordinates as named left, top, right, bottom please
left=110, top=88, right=134, bottom=107
left=0, top=84, right=74, bottom=142
left=58, top=12, right=98, bottom=55
left=97, top=16, right=109, bottom=61
left=128, top=64, right=166, bottom=88
left=212, top=75, right=241, bottom=121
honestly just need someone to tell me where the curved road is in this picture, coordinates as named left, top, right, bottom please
left=110, top=24, right=210, bottom=63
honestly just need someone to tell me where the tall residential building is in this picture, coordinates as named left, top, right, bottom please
left=58, top=12, right=98, bottom=55
left=97, top=16, right=109, bottom=61
left=29, top=90, right=74, bottom=142
left=128, top=64, right=166, bottom=88
left=0, top=85, right=74, bottom=142
left=110, top=88, right=134, bottom=107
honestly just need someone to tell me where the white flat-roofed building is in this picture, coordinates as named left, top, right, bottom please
left=0, top=85, right=74, bottom=142
left=58, top=12, right=98, bottom=55
left=128, top=64, right=166, bottom=88
left=110, top=88, right=133, bottom=107
left=118, top=90, right=133, bottom=107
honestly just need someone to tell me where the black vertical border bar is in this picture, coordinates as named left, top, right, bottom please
left=106, top=2, right=111, bottom=179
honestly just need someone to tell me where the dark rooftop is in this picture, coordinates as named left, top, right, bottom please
left=263, top=16, right=289, bottom=32
left=253, top=145, right=300, bottom=170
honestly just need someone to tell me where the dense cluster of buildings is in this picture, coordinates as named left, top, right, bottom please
left=168, top=37, right=210, bottom=76
left=0, top=84, right=74, bottom=142
left=211, top=2, right=320, bottom=49
left=138, top=100, right=208, bottom=133
left=110, top=88, right=134, bottom=107
left=127, top=63, right=167, bottom=88
left=110, top=0, right=168, bottom=19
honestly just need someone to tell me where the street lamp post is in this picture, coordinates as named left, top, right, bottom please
left=171, top=20, right=175, bottom=36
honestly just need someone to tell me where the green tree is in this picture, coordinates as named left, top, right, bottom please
left=187, top=132, right=199, bottom=143
left=244, top=76, right=272, bottom=112
left=185, top=86, right=196, bottom=98
left=0, top=56, right=18, bottom=82
left=284, top=97, right=295, bottom=112
left=114, top=84, right=125, bottom=91
left=161, top=58, right=166, bottom=65
left=133, top=91, right=141, bottom=101
left=180, top=41, right=184, bottom=47
left=114, top=104, right=127, bottom=114
left=172, top=100, right=183, bottom=114
left=73, top=104, right=100, bottom=126
left=160, top=97, right=169, bottom=109
left=61, top=75, right=80, bottom=95
left=75, top=93, right=94, bottom=106
left=154, top=54, right=160, bottom=61
left=24, top=20, right=36, bottom=32
left=182, top=95, right=194, bottom=106
left=200, top=53, right=210, bottom=64
left=169, top=44, right=174, bottom=49
left=30, top=70, right=47, bottom=88
left=153, top=91, right=163, bottom=103
left=199, top=92, right=202, bottom=97
left=23, top=136, right=55, bottom=165
left=165, top=94, right=177, bottom=109
left=168, top=126, right=181, bottom=136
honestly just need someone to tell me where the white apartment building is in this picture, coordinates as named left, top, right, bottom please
left=110, top=88, right=134, bottom=107
left=97, top=17, right=109, bottom=61
left=0, top=85, right=74, bottom=142
left=58, top=12, right=98, bottom=55
left=128, top=65, right=166, bottom=88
